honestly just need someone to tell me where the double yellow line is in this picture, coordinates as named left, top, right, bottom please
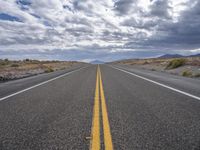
left=90, top=66, right=114, bottom=150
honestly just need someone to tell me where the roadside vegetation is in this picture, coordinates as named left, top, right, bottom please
left=0, top=59, right=81, bottom=81
left=182, top=70, right=192, bottom=77
left=45, top=67, right=54, bottom=73
left=111, top=56, right=200, bottom=78
left=194, top=73, right=200, bottom=77
left=166, top=58, right=186, bottom=69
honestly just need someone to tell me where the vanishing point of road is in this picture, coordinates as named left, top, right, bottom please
left=0, top=64, right=200, bottom=150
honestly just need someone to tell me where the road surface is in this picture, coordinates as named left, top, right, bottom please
left=0, top=64, right=200, bottom=150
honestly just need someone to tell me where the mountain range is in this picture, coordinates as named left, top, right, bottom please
left=158, top=53, right=200, bottom=58
left=90, top=60, right=105, bottom=64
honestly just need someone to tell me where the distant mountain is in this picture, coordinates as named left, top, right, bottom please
left=158, top=53, right=200, bottom=58
left=158, top=54, right=183, bottom=58
left=189, top=53, right=200, bottom=57
left=90, top=60, right=104, bottom=64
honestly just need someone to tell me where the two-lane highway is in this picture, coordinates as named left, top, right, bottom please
left=0, top=65, right=200, bottom=150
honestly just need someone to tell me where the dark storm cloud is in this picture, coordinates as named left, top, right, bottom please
left=121, top=0, right=200, bottom=53
left=143, top=0, right=200, bottom=50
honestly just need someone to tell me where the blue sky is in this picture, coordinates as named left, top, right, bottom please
left=0, top=0, right=200, bottom=62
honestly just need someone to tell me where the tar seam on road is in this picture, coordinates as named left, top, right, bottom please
left=0, top=67, right=87, bottom=101
left=111, top=66, right=200, bottom=101
left=90, top=66, right=114, bottom=150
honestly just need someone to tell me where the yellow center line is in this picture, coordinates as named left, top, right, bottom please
left=99, top=67, right=114, bottom=150
left=90, top=65, right=113, bottom=150
left=90, top=66, right=100, bottom=150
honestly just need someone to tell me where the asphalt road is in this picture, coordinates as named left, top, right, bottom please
left=0, top=64, right=200, bottom=150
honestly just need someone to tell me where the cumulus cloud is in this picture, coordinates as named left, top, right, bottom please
left=148, top=0, right=172, bottom=19
left=114, top=0, right=138, bottom=15
left=0, top=0, right=199, bottom=61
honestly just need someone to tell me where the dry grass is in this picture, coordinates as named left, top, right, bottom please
left=166, top=58, right=186, bottom=69
left=111, top=57, right=200, bottom=78
left=182, top=70, right=193, bottom=77
left=114, top=57, right=200, bottom=67
left=0, top=59, right=82, bottom=81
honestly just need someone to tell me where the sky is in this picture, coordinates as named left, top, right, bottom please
left=0, top=0, right=200, bottom=62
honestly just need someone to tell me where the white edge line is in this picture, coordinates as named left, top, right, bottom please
left=110, top=65, right=200, bottom=101
left=0, top=67, right=87, bottom=101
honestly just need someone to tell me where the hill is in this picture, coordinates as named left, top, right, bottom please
left=158, top=54, right=183, bottom=58
left=90, top=60, right=104, bottom=64
left=158, top=53, right=200, bottom=58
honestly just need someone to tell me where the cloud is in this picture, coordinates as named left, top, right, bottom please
left=0, top=0, right=199, bottom=61
left=148, top=0, right=172, bottom=19
left=140, top=0, right=200, bottom=49
left=114, top=0, right=138, bottom=15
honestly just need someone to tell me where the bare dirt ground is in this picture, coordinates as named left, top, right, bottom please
left=111, top=57, right=200, bottom=78
left=0, top=59, right=83, bottom=81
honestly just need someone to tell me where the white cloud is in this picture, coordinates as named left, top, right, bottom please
left=0, top=0, right=199, bottom=61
